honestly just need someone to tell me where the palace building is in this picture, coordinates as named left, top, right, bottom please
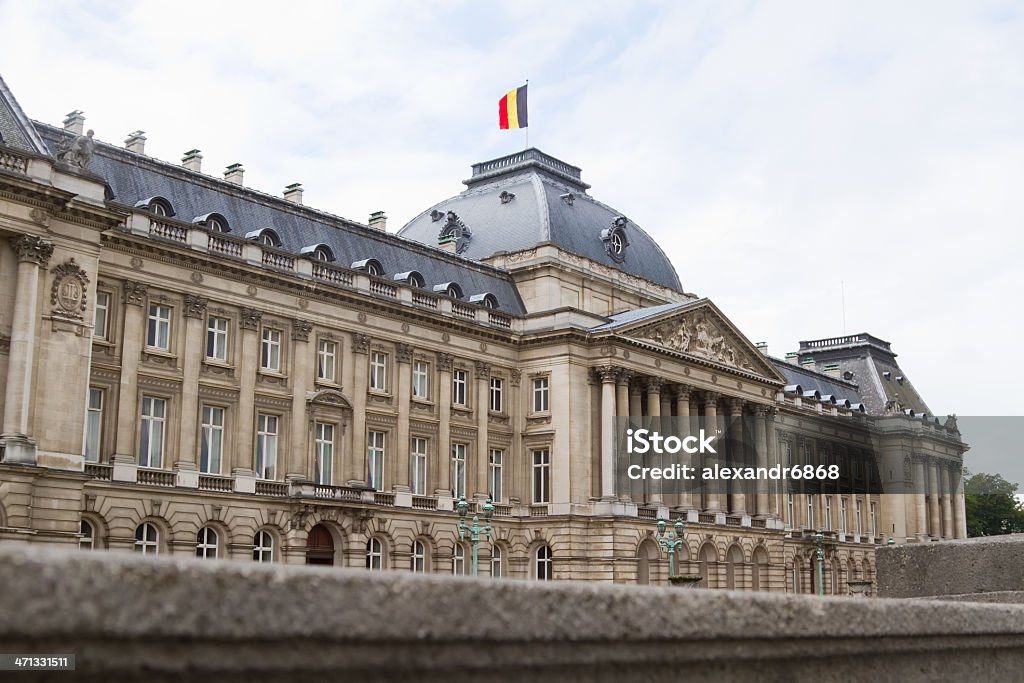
left=0, top=73, right=966, bottom=592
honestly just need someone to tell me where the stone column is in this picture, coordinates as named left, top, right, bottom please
left=177, top=295, right=207, bottom=471
left=392, top=344, right=413, bottom=491
left=940, top=461, right=954, bottom=540
left=913, top=456, right=927, bottom=537
left=753, top=406, right=770, bottom=517
left=727, top=398, right=746, bottom=515
left=703, top=392, right=721, bottom=512
left=599, top=365, right=618, bottom=500
left=615, top=371, right=631, bottom=426
left=675, top=385, right=694, bottom=511
left=766, top=408, right=779, bottom=518
left=645, top=377, right=663, bottom=504
left=928, top=458, right=941, bottom=538
left=288, top=319, right=313, bottom=480
left=234, top=308, right=262, bottom=476
left=2, top=236, right=53, bottom=463
left=474, top=360, right=491, bottom=497
left=436, top=353, right=453, bottom=495
left=952, top=466, right=967, bottom=539
left=113, top=280, right=148, bottom=462
left=345, top=333, right=370, bottom=485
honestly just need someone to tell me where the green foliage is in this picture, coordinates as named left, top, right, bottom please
left=964, top=472, right=1024, bottom=537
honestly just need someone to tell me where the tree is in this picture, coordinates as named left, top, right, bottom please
left=964, top=472, right=1024, bottom=537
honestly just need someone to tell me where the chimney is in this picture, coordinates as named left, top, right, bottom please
left=755, top=341, right=768, bottom=355
left=63, top=110, right=85, bottom=135
left=224, top=163, right=244, bottom=186
left=124, top=130, right=146, bottom=154
left=368, top=211, right=387, bottom=231
left=182, top=149, right=203, bottom=172
left=785, top=352, right=799, bottom=365
left=439, top=236, right=458, bottom=254
left=283, top=183, right=303, bottom=204
left=800, top=358, right=816, bottom=372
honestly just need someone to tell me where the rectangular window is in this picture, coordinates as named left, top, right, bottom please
left=824, top=497, right=833, bottom=531
left=206, top=316, right=229, bottom=362
left=146, top=304, right=171, bottom=350
left=489, top=377, right=503, bottom=413
left=367, top=430, right=386, bottom=490
left=261, top=328, right=282, bottom=372
left=805, top=496, right=814, bottom=529
left=138, top=396, right=166, bottom=468
left=85, top=388, right=103, bottom=462
left=256, top=414, right=279, bottom=480
left=200, top=405, right=225, bottom=474
left=452, top=369, right=467, bottom=406
left=870, top=502, right=878, bottom=538
left=840, top=497, right=848, bottom=533
left=370, top=351, right=388, bottom=391
left=451, top=443, right=467, bottom=498
left=786, top=494, right=795, bottom=528
left=489, top=448, right=503, bottom=501
left=315, top=422, right=334, bottom=485
left=93, top=291, right=110, bottom=340
left=782, top=441, right=793, bottom=467
left=317, top=340, right=337, bottom=383
left=411, top=437, right=428, bottom=496
left=532, top=448, right=550, bottom=504
left=855, top=500, right=863, bottom=535
left=532, top=377, right=549, bottom=413
left=412, top=360, right=430, bottom=399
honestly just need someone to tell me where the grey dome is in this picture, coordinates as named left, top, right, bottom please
left=398, top=149, right=683, bottom=292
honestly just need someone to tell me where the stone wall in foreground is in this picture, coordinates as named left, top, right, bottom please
left=876, top=533, right=1024, bottom=600
left=3, top=545, right=1024, bottom=682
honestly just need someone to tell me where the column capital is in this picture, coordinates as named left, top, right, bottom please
left=509, top=369, right=521, bottom=387
left=123, top=279, right=148, bottom=306
left=9, top=234, right=54, bottom=267
left=396, top=343, right=414, bottom=363
left=595, top=365, right=619, bottom=384
left=616, top=369, right=634, bottom=385
left=727, top=397, right=745, bottom=416
left=291, top=318, right=312, bottom=342
left=702, top=391, right=720, bottom=407
left=644, top=377, right=664, bottom=394
left=672, top=384, right=692, bottom=401
left=353, top=333, right=371, bottom=354
left=474, top=360, right=492, bottom=377
left=239, top=307, right=263, bottom=330
left=437, top=352, right=454, bottom=372
left=183, top=294, right=208, bottom=319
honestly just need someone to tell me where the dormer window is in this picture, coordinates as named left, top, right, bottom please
left=468, top=293, right=499, bottom=309
left=438, top=212, right=472, bottom=254
left=600, top=216, right=629, bottom=263
left=394, top=271, right=425, bottom=288
left=136, top=196, right=174, bottom=218
left=245, top=228, right=282, bottom=247
left=351, top=259, right=383, bottom=277
left=193, top=212, right=230, bottom=233
left=299, top=244, right=336, bottom=262
left=433, top=282, right=463, bottom=299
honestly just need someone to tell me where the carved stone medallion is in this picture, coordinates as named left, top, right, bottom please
left=50, top=259, right=89, bottom=320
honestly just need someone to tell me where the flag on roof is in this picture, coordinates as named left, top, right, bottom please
left=499, top=84, right=528, bottom=129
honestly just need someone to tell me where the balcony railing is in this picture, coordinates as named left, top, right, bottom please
left=452, top=302, right=476, bottom=319
left=85, top=463, right=113, bottom=481
left=698, top=513, right=715, bottom=524
left=529, top=504, right=549, bottom=517
left=198, top=474, right=233, bottom=493
left=313, top=485, right=361, bottom=501
left=369, top=279, right=397, bottom=298
left=492, top=503, right=512, bottom=517
left=411, top=291, right=438, bottom=309
left=149, top=219, right=188, bottom=243
left=137, top=468, right=175, bottom=487
left=208, top=234, right=244, bottom=258
left=412, top=495, right=437, bottom=510
left=312, top=262, right=354, bottom=287
left=637, top=507, right=657, bottom=520
left=373, top=492, right=396, bottom=507
left=255, top=481, right=288, bottom=497
left=261, top=248, right=295, bottom=271
left=0, top=147, right=29, bottom=174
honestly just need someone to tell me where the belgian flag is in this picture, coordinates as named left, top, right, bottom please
left=499, top=84, right=528, bottom=129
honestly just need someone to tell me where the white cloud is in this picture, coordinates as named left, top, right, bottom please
left=2, top=0, right=1020, bottom=414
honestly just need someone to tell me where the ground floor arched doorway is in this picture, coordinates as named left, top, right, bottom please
left=306, top=523, right=335, bottom=565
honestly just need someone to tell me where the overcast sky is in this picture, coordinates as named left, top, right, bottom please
left=2, top=1, right=1022, bottom=419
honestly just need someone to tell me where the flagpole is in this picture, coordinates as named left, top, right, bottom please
left=525, top=79, right=529, bottom=150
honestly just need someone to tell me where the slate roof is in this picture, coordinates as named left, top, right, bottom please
left=589, top=300, right=697, bottom=331
left=32, top=123, right=526, bottom=315
left=0, top=74, right=49, bottom=155
left=769, top=358, right=864, bottom=405
left=397, top=149, right=684, bottom=292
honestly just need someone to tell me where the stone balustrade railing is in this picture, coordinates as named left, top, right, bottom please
left=3, top=545, right=1024, bottom=681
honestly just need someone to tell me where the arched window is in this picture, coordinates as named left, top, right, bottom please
left=411, top=540, right=427, bottom=573
left=394, top=271, right=425, bottom=288
left=151, top=201, right=169, bottom=217
left=726, top=545, right=744, bottom=590
left=490, top=545, right=503, bottom=578
left=253, top=530, right=274, bottom=563
left=246, top=228, right=282, bottom=248
left=468, top=293, right=499, bottom=309
left=196, top=527, right=219, bottom=559
left=80, top=519, right=95, bottom=550
left=134, top=522, right=159, bottom=555
left=366, top=537, right=384, bottom=571
left=699, top=543, right=718, bottom=588
left=535, top=545, right=553, bottom=580
left=433, top=282, right=463, bottom=299
left=351, top=258, right=382, bottom=276
left=137, top=197, right=174, bottom=217
left=752, top=546, right=770, bottom=592
left=452, top=543, right=466, bottom=576
left=636, top=538, right=661, bottom=585
left=207, top=217, right=226, bottom=233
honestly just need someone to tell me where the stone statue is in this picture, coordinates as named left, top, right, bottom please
left=57, top=129, right=96, bottom=169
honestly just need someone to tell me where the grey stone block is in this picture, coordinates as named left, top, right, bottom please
left=877, top=534, right=1024, bottom=598
left=3, top=544, right=1024, bottom=682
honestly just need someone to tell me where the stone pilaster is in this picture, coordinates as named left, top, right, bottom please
left=598, top=365, right=619, bottom=500
left=346, top=333, right=370, bottom=486
left=436, top=352, right=453, bottom=496
left=234, top=307, right=262, bottom=476
left=112, top=280, right=147, bottom=464
left=287, top=319, right=312, bottom=481
left=393, top=344, right=413, bottom=491
left=474, top=360, right=490, bottom=497
left=177, top=294, right=207, bottom=472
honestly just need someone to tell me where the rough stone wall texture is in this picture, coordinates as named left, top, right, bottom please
left=876, top=534, right=1024, bottom=599
left=4, top=545, right=1024, bottom=682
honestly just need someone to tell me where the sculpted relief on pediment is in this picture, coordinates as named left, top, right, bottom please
left=633, top=313, right=756, bottom=371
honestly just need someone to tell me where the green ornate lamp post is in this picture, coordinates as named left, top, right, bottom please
left=656, top=516, right=686, bottom=579
left=815, top=531, right=825, bottom=596
left=456, top=495, right=494, bottom=576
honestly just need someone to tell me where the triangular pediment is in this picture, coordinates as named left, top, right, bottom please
left=612, top=299, right=786, bottom=382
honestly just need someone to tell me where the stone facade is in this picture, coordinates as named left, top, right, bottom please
left=0, top=72, right=966, bottom=595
